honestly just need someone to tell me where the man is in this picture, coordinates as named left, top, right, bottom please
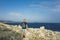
left=23, top=19, right=27, bottom=29
left=23, top=19, right=28, bottom=38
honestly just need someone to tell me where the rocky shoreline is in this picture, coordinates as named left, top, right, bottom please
left=0, top=23, right=60, bottom=40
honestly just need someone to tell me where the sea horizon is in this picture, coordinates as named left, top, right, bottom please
left=4, top=22, right=60, bottom=31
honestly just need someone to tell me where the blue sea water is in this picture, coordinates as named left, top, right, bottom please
left=5, top=23, right=60, bottom=31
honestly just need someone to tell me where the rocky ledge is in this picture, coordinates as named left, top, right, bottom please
left=0, top=23, right=60, bottom=40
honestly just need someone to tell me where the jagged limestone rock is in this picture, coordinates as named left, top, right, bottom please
left=0, top=23, right=60, bottom=40
left=18, top=25, right=22, bottom=29
left=40, top=26, right=45, bottom=30
left=0, top=23, right=23, bottom=40
left=24, top=26, right=60, bottom=40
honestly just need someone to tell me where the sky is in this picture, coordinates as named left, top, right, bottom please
left=0, top=0, right=60, bottom=23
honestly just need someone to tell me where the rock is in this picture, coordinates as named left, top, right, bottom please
left=0, top=23, right=60, bottom=40
left=40, top=26, right=45, bottom=30
left=18, top=25, right=22, bottom=29
left=0, top=23, right=23, bottom=40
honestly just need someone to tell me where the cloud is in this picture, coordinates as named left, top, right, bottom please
left=4, top=12, right=24, bottom=21
left=29, top=0, right=60, bottom=13
left=52, top=5, right=60, bottom=13
left=27, top=1, right=60, bottom=23
left=8, top=12, right=23, bottom=17
left=5, top=12, right=36, bottom=22
left=6, top=1, right=60, bottom=22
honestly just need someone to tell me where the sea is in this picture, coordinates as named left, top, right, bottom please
left=5, top=22, right=60, bottom=31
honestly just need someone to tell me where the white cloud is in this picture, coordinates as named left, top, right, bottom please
left=5, top=12, right=25, bottom=21
left=27, top=1, right=60, bottom=23
left=3, top=1, right=60, bottom=22
left=8, top=12, right=23, bottom=17
left=52, top=5, right=60, bottom=13
left=6, top=12, right=34, bottom=22
left=29, top=0, right=60, bottom=14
